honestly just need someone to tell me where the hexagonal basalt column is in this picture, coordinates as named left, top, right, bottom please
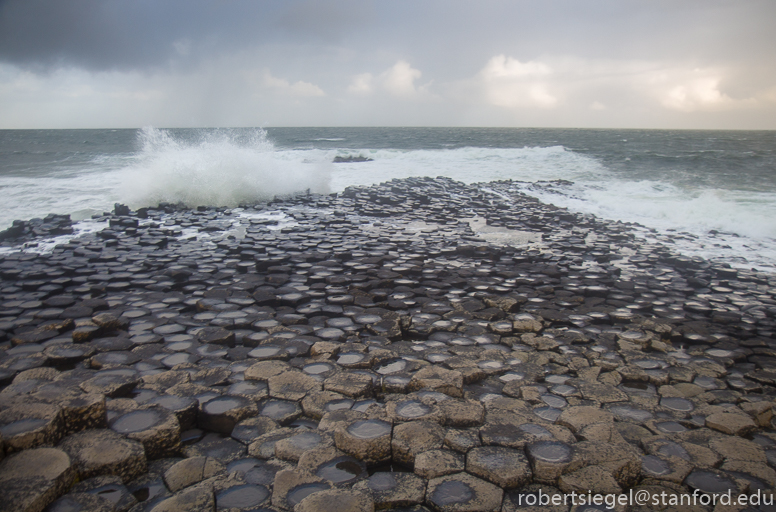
left=313, top=454, right=368, bottom=486
left=525, top=441, right=573, bottom=485
left=426, top=472, right=503, bottom=512
left=198, top=395, right=258, bottom=434
left=414, top=449, right=465, bottom=479
left=60, top=393, right=106, bottom=434
left=109, top=405, right=180, bottom=459
left=0, top=401, right=64, bottom=452
left=392, top=420, right=446, bottom=467
left=80, top=369, right=139, bottom=398
left=408, top=366, right=463, bottom=398
left=147, top=394, right=198, bottom=431
left=162, top=456, right=226, bottom=493
left=386, top=398, right=444, bottom=423
left=353, top=471, right=426, bottom=510
left=334, top=419, right=393, bottom=465
left=268, top=369, right=322, bottom=401
left=0, top=447, right=76, bottom=512
left=271, top=468, right=332, bottom=510
left=275, top=431, right=334, bottom=463
left=295, top=488, right=375, bottom=512
left=59, top=428, right=147, bottom=482
left=466, top=445, right=532, bottom=489
left=324, top=372, right=374, bottom=398
left=215, top=483, right=271, bottom=510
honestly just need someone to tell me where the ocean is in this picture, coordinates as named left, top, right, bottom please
left=1, top=127, right=775, bottom=271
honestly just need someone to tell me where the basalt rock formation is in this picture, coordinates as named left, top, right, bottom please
left=0, top=177, right=774, bottom=511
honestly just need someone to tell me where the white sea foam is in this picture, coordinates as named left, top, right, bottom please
left=326, top=145, right=603, bottom=191
left=0, top=168, right=124, bottom=229
left=0, top=219, right=108, bottom=256
left=121, top=127, right=331, bottom=208
left=324, top=145, right=776, bottom=269
left=2, top=131, right=775, bottom=270
left=515, top=179, right=776, bottom=270
left=523, top=180, right=776, bottom=240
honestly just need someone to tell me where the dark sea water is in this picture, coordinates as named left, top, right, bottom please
left=1, top=127, right=775, bottom=270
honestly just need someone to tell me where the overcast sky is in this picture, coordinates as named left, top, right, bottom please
left=1, top=0, right=775, bottom=129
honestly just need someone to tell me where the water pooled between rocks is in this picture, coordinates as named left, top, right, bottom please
left=316, top=457, right=366, bottom=484
left=395, top=400, right=431, bottom=419
left=110, top=409, right=162, bottom=434
left=347, top=419, right=392, bottom=439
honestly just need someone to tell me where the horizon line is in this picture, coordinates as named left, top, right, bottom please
left=2, top=125, right=775, bottom=132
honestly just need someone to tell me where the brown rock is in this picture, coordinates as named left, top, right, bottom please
left=407, top=366, right=464, bottom=398
left=739, top=401, right=774, bottom=427
left=705, top=412, right=756, bottom=436
left=163, top=456, right=226, bottom=493
left=334, top=419, right=393, bottom=465
left=559, top=465, right=621, bottom=494
left=109, top=405, right=181, bottom=459
left=556, top=406, right=613, bottom=433
left=149, top=486, right=214, bottom=512
left=565, top=441, right=641, bottom=488
left=244, top=360, right=290, bottom=381
left=708, top=436, right=766, bottom=463
left=324, top=372, right=374, bottom=398
left=392, top=421, right=446, bottom=467
left=466, top=445, right=532, bottom=489
left=196, top=326, right=235, bottom=347
left=268, top=369, right=322, bottom=401
left=426, top=472, right=503, bottom=512
left=275, top=430, right=333, bottom=462
left=301, top=390, right=350, bottom=419
left=45, top=492, right=114, bottom=512
left=295, top=488, right=374, bottom=512
left=0, top=402, right=64, bottom=452
left=92, top=313, right=129, bottom=331
left=414, top=449, right=465, bottom=479
left=0, top=447, right=76, bottom=512
left=60, top=393, right=106, bottom=434
left=444, top=428, right=482, bottom=453
left=198, top=395, right=258, bottom=434
left=573, top=379, right=628, bottom=403
left=353, top=471, right=426, bottom=509
left=271, top=468, right=330, bottom=510
left=525, top=441, right=573, bottom=485
left=439, top=399, right=485, bottom=428
left=59, top=428, right=146, bottom=482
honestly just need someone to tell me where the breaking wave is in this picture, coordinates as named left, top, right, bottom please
left=122, top=127, right=331, bottom=208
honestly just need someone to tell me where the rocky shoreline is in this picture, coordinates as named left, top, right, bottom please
left=0, top=176, right=774, bottom=512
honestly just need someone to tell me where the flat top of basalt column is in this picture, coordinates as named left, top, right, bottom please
left=394, top=400, right=432, bottom=419
left=427, top=472, right=503, bottom=512
left=201, top=395, right=252, bottom=415
left=110, top=408, right=165, bottom=434
left=526, top=441, right=572, bottom=463
left=315, top=456, right=366, bottom=484
left=215, top=483, right=270, bottom=509
left=346, top=419, right=392, bottom=439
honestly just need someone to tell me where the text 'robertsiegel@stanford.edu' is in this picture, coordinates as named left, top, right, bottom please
left=513, top=489, right=775, bottom=509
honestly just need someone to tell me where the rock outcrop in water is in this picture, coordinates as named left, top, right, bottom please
left=332, top=155, right=373, bottom=163
left=0, top=214, right=73, bottom=243
left=0, top=177, right=774, bottom=511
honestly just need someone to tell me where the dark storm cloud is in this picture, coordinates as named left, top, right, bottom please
left=0, top=0, right=371, bottom=70
left=2, top=0, right=774, bottom=73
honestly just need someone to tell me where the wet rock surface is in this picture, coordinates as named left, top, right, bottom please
left=0, top=177, right=775, bottom=510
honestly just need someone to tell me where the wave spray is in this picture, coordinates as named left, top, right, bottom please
left=123, top=127, right=331, bottom=208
